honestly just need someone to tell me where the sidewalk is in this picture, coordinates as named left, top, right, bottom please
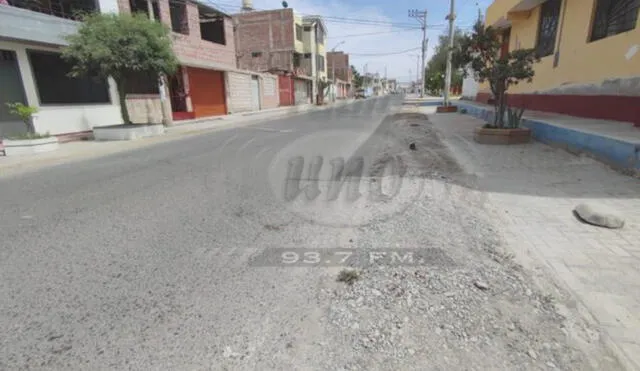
left=457, top=100, right=640, bottom=175
left=0, top=99, right=356, bottom=177
left=424, top=107, right=640, bottom=370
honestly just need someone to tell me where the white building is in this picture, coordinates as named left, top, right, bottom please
left=0, top=0, right=122, bottom=140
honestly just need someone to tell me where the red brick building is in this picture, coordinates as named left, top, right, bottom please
left=233, top=8, right=313, bottom=106
left=327, top=51, right=352, bottom=98
left=119, top=0, right=278, bottom=121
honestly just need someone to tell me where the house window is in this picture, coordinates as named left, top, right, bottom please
left=296, top=24, right=303, bottom=42
left=316, top=55, right=325, bottom=71
left=303, top=53, right=312, bottom=59
left=303, top=26, right=311, bottom=31
left=129, top=0, right=160, bottom=20
left=124, top=71, right=159, bottom=95
left=27, top=50, right=110, bottom=105
left=590, top=0, right=640, bottom=41
left=169, top=0, right=189, bottom=35
left=199, top=8, right=226, bottom=45
left=252, top=51, right=262, bottom=58
left=7, top=0, right=97, bottom=21
left=500, top=28, right=511, bottom=59
left=293, top=52, right=301, bottom=67
left=535, top=0, right=562, bottom=57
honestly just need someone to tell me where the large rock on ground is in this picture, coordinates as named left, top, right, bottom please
left=574, top=203, right=625, bottom=229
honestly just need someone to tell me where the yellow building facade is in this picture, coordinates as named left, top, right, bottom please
left=479, top=0, right=640, bottom=125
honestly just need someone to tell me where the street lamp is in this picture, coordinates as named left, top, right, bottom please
left=330, top=41, right=345, bottom=102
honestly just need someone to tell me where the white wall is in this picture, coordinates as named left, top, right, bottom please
left=461, top=66, right=479, bottom=100
left=0, top=39, right=121, bottom=135
left=97, top=0, right=120, bottom=13
left=227, top=72, right=253, bottom=114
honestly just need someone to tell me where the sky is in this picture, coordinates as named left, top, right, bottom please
left=210, top=0, right=493, bottom=83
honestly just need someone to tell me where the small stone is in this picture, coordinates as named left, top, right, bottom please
left=408, top=348, right=416, bottom=355
left=546, top=361, right=556, bottom=368
left=574, top=203, right=624, bottom=229
left=527, top=349, right=537, bottom=360
left=409, top=143, right=416, bottom=150
left=474, top=280, right=489, bottom=290
left=444, top=291, right=456, bottom=297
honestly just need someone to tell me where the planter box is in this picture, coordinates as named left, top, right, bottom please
left=93, top=124, right=164, bottom=141
left=474, top=127, right=531, bottom=145
left=436, top=105, right=458, bottom=113
left=3, top=136, right=59, bottom=156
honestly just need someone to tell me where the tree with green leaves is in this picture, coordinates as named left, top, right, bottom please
left=453, top=20, right=539, bottom=128
left=351, top=65, right=363, bottom=88
left=425, top=28, right=465, bottom=95
left=62, top=13, right=178, bottom=125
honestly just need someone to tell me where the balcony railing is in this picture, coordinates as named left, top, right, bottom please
left=6, top=0, right=97, bottom=21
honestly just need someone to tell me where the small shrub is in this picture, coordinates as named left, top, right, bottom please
left=337, top=269, right=360, bottom=285
left=6, top=102, right=38, bottom=133
left=506, top=106, right=525, bottom=128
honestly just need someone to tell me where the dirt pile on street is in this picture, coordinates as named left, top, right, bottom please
left=314, top=112, right=623, bottom=370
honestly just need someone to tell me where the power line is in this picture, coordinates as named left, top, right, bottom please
left=349, top=47, right=421, bottom=56
left=332, top=28, right=421, bottom=38
left=208, top=0, right=426, bottom=28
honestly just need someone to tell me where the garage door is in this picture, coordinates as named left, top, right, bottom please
left=188, top=68, right=226, bottom=118
left=278, top=75, right=294, bottom=106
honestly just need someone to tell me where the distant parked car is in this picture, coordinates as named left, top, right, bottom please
left=355, top=89, right=366, bottom=99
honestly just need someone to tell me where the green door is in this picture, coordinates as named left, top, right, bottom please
left=0, top=50, right=29, bottom=138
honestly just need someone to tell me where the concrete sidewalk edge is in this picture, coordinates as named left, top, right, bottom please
left=457, top=102, right=640, bottom=175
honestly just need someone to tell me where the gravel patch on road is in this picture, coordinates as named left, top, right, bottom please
left=315, top=112, right=623, bottom=370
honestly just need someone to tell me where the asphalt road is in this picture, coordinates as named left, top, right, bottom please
left=0, top=96, right=403, bottom=369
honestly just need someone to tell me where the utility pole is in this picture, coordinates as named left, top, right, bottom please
left=443, top=0, right=456, bottom=107
left=408, top=9, right=427, bottom=98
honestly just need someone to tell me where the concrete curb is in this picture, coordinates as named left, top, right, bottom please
left=457, top=102, right=640, bottom=174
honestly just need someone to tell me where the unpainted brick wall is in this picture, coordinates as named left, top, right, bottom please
left=327, top=52, right=351, bottom=81
left=234, top=9, right=295, bottom=72
left=117, top=0, right=236, bottom=68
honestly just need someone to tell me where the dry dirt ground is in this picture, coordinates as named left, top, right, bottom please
left=311, top=111, right=624, bottom=370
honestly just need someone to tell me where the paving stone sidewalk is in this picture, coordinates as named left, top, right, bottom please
left=424, top=108, right=640, bottom=371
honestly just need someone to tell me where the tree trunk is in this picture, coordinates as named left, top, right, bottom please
left=116, top=79, right=131, bottom=125
left=26, top=118, right=35, bottom=134
left=495, top=82, right=506, bottom=128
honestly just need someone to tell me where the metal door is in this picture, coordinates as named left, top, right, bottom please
left=251, top=76, right=261, bottom=112
left=0, top=50, right=29, bottom=137
left=189, top=68, right=227, bottom=117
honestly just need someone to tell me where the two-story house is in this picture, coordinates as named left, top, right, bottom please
left=480, top=0, right=640, bottom=126
left=233, top=7, right=330, bottom=105
left=0, top=0, right=123, bottom=140
left=119, top=0, right=279, bottom=121
left=327, top=51, right=352, bottom=99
